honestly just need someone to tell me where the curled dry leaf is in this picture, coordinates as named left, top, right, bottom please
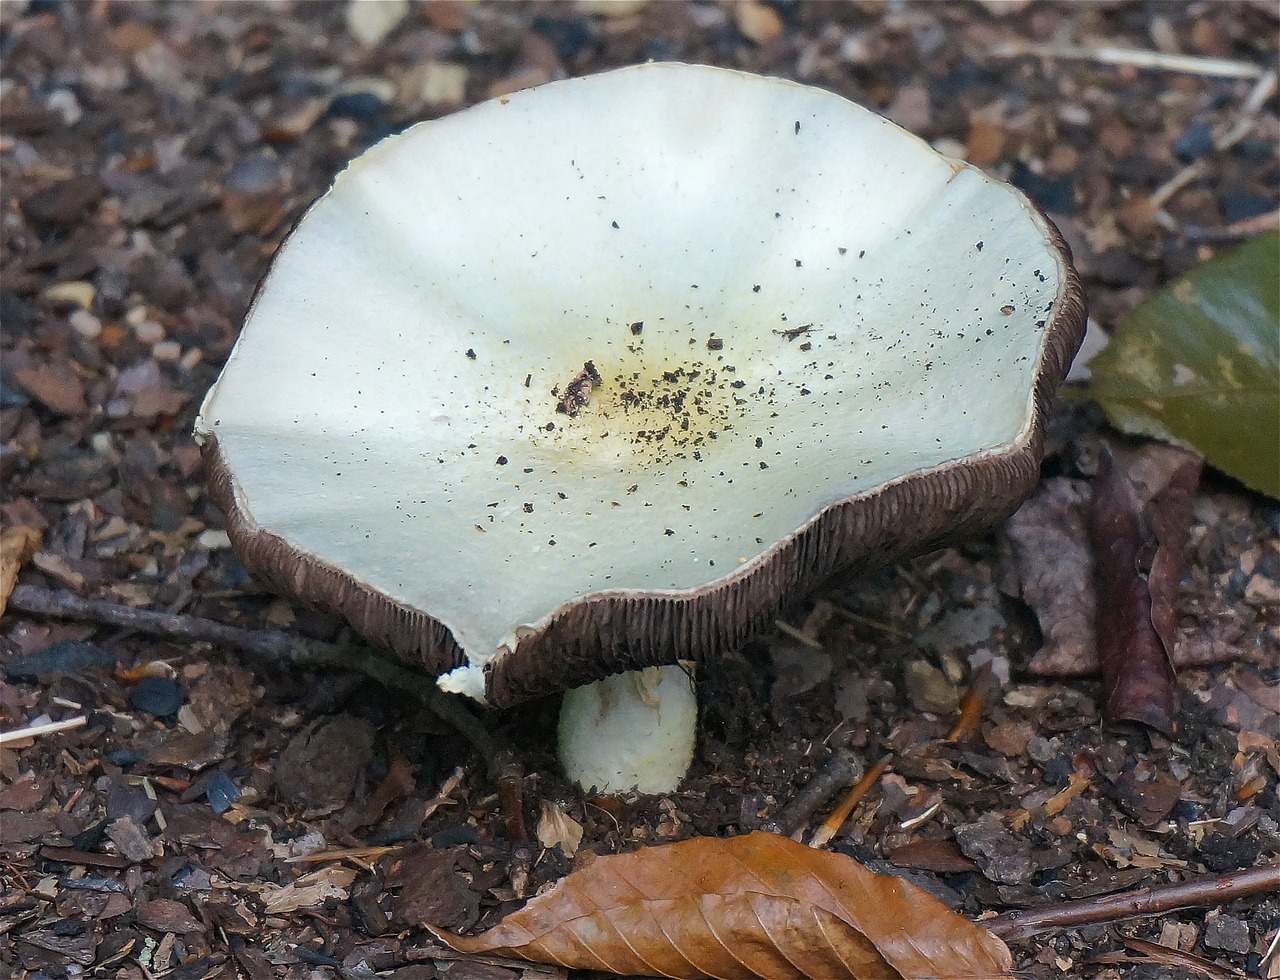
left=258, top=865, right=358, bottom=915
left=0, top=526, right=42, bottom=617
left=427, top=831, right=1012, bottom=979
left=536, top=800, right=584, bottom=858
left=1090, top=442, right=1202, bottom=734
left=1000, top=478, right=1096, bottom=676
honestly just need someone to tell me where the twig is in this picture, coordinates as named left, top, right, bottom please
left=1149, top=160, right=1209, bottom=211
left=774, top=619, right=824, bottom=650
left=0, top=715, right=87, bottom=745
left=986, top=863, right=1280, bottom=941
left=763, top=748, right=861, bottom=838
left=1184, top=208, right=1280, bottom=243
left=1093, top=935, right=1247, bottom=980
left=943, top=661, right=993, bottom=745
left=1214, top=69, right=1278, bottom=152
left=5, top=584, right=498, bottom=770
left=986, top=42, right=1265, bottom=80
left=1148, top=69, right=1278, bottom=217
left=808, top=754, right=891, bottom=848
left=493, top=749, right=529, bottom=844
left=285, top=846, right=403, bottom=865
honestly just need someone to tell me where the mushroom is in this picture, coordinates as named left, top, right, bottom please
left=195, top=64, right=1084, bottom=794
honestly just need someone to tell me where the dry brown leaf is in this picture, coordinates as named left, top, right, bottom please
left=1091, top=442, right=1202, bottom=734
left=427, top=831, right=1012, bottom=979
left=258, top=865, right=357, bottom=914
left=536, top=800, right=584, bottom=858
left=0, top=526, right=42, bottom=617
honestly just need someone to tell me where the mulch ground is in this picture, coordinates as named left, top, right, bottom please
left=2, top=2, right=1277, bottom=979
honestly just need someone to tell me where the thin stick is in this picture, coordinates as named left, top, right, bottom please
left=986, top=42, right=1265, bottom=80
left=808, top=755, right=891, bottom=848
left=1149, top=160, right=1209, bottom=211
left=1100, top=935, right=1247, bottom=980
left=986, top=863, right=1280, bottom=941
left=6, top=584, right=497, bottom=769
left=286, top=845, right=403, bottom=865
left=763, top=748, right=861, bottom=838
left=1214, top=69, right=1278, bottom=151
left=494, top=749, right=529, bottom=844
left=1184, top=209, right=1280, bottom=243
left=0, top=715, right=87, bottom=745
left=944, top=661, right=993, bottom=745
left=774, top=619, right=823, bottom=650
left=1149, top=68, right=1278, bottom=216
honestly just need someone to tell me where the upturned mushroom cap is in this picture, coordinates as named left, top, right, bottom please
left=196, top=63, right=1085, bottom=707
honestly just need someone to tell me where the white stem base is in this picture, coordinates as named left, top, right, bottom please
left=557, top=664, right=697, bottom=795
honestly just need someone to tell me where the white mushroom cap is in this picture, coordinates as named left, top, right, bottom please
left=196, top=64, right=1084, bottom=706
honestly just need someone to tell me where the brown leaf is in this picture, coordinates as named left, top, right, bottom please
left=885, top=838, right=978, bottom=874
left=536, top=800, right=584, bottom=858
left=0, top=526, right=41, bottom=617
left=258, top=865, right=357, bottom=914
left=427, top=832, right=1012, bottom=979
left=1001, top=478, right=1096, bottom=675
left=1090, top=442, right=1201, bottom=734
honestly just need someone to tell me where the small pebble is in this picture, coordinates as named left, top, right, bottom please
left=1203, top=914, right=1251, bottom=954
left=46, top=88, right=82, bottom=126
left=1172, top=121, right=1214, bottom=161
left=152, top=340, right=182, bottom=362
left=69, top=308, right=102, bottom=339
left=129, top=676, right=184, bottom=718
left=1026, top=735, right=1058, bottom=764
left=133, top=319, right=166, bottom=344
left=197, top=529, right=232, bottom=550
left=328, top=91, right=384, bottom=120
left=224, top=154, right=283, bottom=195
left=42, top=280, right=96, bottom=309
left=204, top=772, right=241, bottom=815
left=1244, top=573, right=1280, bottom=606
left=417, top=61, right=468, bottom=107
left=289, top=831, right=328, bottom=857
left=346, top=0, right=408, bottom=48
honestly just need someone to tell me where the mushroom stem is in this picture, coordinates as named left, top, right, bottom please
left=557, top=663, right=697, bottom=794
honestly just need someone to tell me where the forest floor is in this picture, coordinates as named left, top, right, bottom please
left=2, top=2, right=1277, bottom=979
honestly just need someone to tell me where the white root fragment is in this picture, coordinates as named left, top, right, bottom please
left=557, top=664, right=696, bottom=795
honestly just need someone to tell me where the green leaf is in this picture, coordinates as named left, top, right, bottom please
left=1088, top=231, right=1280, bottom=499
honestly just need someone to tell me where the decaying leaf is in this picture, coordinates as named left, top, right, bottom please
left=1088, top=230, right=1279, bottom=498
left=0, top=526, right=41, bottom=617
left=1000, top=478, right=1096, bottom=675
left=428, top=831, right=1012, bottom=979
left=1090, top=442, right=1202, bottom=734
left=536, top=800, right=584, bottom=858
left=257, top=865, right=358, bottom=914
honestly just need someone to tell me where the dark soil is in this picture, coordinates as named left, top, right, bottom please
left=2, top=2, right=1277, bottom=979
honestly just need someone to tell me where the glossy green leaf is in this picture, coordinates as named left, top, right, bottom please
left=1089, top=231, right=1279, bottom=499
